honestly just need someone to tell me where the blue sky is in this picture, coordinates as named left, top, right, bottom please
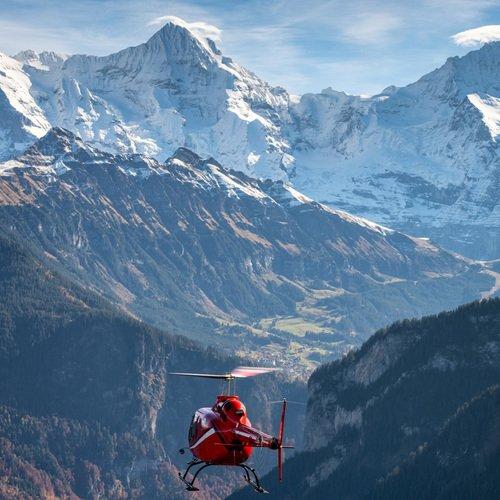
left=0, top=0, right=499, bottom=95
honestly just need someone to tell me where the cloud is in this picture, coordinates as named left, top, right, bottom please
left=148, top=15, right=221, bottom=43
left=452, top=24, right=500, bottom=46
left=340, top=12, right=402, bottom=44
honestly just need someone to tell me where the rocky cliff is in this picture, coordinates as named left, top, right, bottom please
left=232, top=298, right=500, bottom=498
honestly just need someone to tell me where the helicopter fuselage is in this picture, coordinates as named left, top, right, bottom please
left=188, top=395, right=278, bottom=465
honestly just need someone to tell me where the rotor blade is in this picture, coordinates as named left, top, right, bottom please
left=268, top=400, right=306, bottom=406
left=278, top=445, right=283, bottom=482
left=168, top=366, right=280, bottom=380
left=230, top=366, right=281, bottom=378
left=168, top=372, right=231, bottom=380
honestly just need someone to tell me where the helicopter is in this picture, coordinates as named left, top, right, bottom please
left=170, top=366, right=294, bottom=493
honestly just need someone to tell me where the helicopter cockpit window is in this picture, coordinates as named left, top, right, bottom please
left=200, top=415, right=210, bottom=429
left=188, top=414, right=197, bottom=442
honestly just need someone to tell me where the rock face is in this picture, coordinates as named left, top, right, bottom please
left=0, top=128, right=494, bottom=374
left=0, top=21, right=498, bottom=257
left=231, top=298, right=500, bottom=499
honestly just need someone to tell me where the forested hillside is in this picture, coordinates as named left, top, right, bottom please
left=232, top=298, right=500, bottom=499
left=0, top=234, right=306, bottom=498
left=372, top=385, right=500, bottom=499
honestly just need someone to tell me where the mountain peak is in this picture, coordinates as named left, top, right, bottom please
left=18, top=127, right=88, bottom=164
left=14, top=50, right=68, bottom=71
left=36, top=126, right=80, bottom=146
left=168, top=146, right=203, bottom=167
left=146, top=16, right=222, bottom=59
left=431, top=40, right=500, bottom=95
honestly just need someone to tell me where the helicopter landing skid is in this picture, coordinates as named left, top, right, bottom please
left=241, top=464, right=268, bottom=494
left=178, top=459, right=268, bottom=494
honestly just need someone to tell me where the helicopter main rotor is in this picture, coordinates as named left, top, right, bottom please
left=169, top=366, right=280, bottom=393
left=169, top=366, right=279, bottom=380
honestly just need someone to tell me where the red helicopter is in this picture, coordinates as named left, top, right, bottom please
left=170, top=366, right=294, bottom=493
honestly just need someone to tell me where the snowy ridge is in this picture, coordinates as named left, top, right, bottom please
left=468, top=93, right=500, bottom=138
left=289, top=42, right=500, bottom=248
left=14, top=50, right=68, bottom=71
left=0, top=23, right=499, bottom=256
left=0, top=52, right=50, bottom=158
left=0, top=127, right=408, bottom=239
left=165, top=148, right=270, bottom=200
left=6, top=19, right=292, bottom=181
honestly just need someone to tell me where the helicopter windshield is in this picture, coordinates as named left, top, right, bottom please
left=188, top=414, right=197, bottom=443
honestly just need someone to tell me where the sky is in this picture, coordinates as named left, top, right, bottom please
left=0, top=0, right=499, bottom=96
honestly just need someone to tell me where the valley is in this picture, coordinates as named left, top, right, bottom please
left=0, top=128, right=495, bottom=377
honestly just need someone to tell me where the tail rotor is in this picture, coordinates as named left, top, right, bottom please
left=277, top=399, right=294, bottom=482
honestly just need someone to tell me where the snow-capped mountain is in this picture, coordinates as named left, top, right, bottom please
left=289, top=43, right=500, bottom=258
left=0, top=128, right=495, bottom=374
left=0, top=52, right=51, bottom=155
left=7, top=19, right=293, bottom=180
left=0, top=19, right=498, bottom=257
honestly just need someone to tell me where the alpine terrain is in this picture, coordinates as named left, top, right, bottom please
left=0, top=233, right=306, bottom=499
left=0, top=128, right=496, bottom=375
left=0, top=11, right=499, bottom=499
left=0, top=18, right=498, bottom=258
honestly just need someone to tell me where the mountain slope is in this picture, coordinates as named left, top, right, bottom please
left=232, top=297, right=500, bottom=498
left=0, top=233, right=306, bottom=499
left=0, top=128, right=494, bottom=374
left=290, top=42, right=500, bottom=258
left=0, top=24, right=498, bottom=257
left=0, top=52, right=50, bottom=159
left=371, top=385, right=500, bottom=500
